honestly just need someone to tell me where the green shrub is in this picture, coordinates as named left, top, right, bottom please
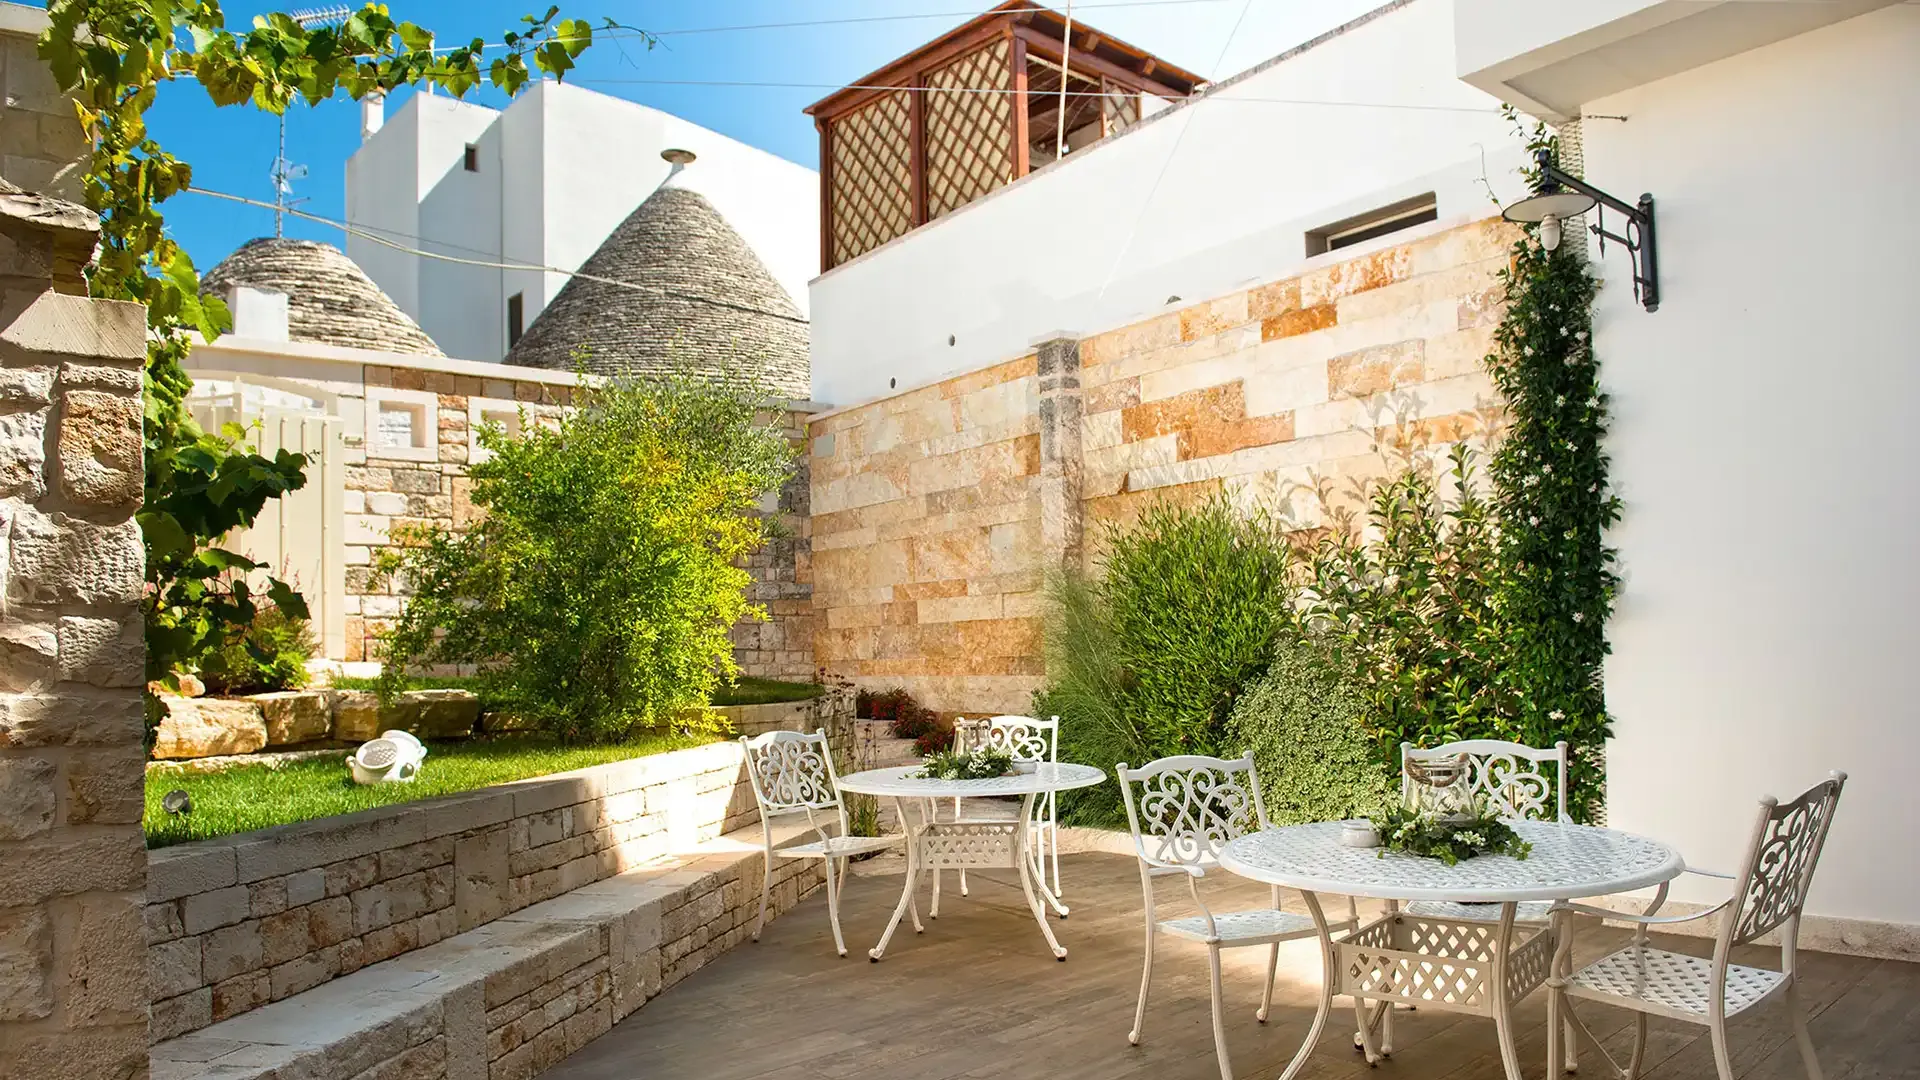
left=374, top=375, right=792, bottom=741
left=1042, top=497, right=1293, bottom=825
left=1226, top=639, right=1396, bottom=824
left=196, top=603, right=314, bottom=695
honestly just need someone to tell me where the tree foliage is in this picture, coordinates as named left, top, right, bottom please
left=38, top=0, right=612, bottom=685
left=373, top=376, right=793, bottom=741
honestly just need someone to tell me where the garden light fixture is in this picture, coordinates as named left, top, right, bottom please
left=1503, top=149, right=1659, bottom=311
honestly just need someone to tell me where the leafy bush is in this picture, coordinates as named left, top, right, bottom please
left=1225, top=639, right=1396, bottom=825
left=196, top=603, right=314, bottom=696
left=867, top=688, right=913, bottom=725
left=912, top=723, right=955, bottom=756
left=1042, top=497, right=1293, bottom=825
left=374, top=375, right=792, bottom=741
left=1301, top=445, right=1510, bottom=754
left=889, top=703, right=937, bottom=741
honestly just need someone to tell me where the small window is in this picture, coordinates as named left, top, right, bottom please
left=506, top=292, right=524, bottom=347
left=1305, top=193, right=1438, bottom=256
left=376, top=400, right=426, bottom=450
left=463, top=144, right=479, bottom=172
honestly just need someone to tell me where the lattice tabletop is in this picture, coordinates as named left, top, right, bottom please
left=836, top=763, right=1106, bottom=798
left=1219, top=820, right=1684, bottom=903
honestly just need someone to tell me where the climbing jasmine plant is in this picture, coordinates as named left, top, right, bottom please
left=38, top=1, right=616, bottom=687
left=1481, top=117, right=1616, bottom=820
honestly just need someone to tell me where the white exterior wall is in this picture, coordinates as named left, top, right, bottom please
left=347, top=83, right=818, bottom=364
left=807, top=0, right=1528, bottom=407
left=1587, top=5, right=1920, bottom=927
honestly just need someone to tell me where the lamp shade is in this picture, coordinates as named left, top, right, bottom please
left=1502, top=189, right=1596, bottom=224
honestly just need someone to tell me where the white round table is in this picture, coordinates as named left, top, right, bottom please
left=837, top=763, right=1107, bottom=961
left=1217, top=820, right=1684, bottom=1080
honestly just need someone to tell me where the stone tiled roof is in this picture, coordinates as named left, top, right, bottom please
left=504, top=184, right=810, bottom=399
left=201, top=237, right=445, bottom=356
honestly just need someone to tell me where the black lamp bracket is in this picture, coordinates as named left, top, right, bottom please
left=1532, top=149, right=1659, bottom=312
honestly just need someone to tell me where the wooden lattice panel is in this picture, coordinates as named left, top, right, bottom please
left=924, top=38, right=1015, bottom=220
left=1103, top=82, right=1141, bottom=137
left=829, top=89, right=914, bottom=266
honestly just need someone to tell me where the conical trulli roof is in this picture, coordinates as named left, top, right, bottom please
left=504, top=184, right=809, bottom=398
left=202, top=237, right=444, bottom=356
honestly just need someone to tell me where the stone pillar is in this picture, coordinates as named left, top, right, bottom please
left=0, top=182, right=152, bottom=1078
left=1034, top=335, right=1083, bottom=570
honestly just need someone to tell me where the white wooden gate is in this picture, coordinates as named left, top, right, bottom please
left=190, top=398, right=348, bottom=660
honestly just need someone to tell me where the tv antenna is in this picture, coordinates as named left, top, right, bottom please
left=269, top=6, right=352, bottom=237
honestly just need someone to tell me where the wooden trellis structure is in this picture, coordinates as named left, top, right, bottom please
left=806, top=0, right=1202, bottom=272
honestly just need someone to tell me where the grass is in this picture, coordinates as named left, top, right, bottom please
left=327, top=674, right=824, bottom=708
left=143, top=731, right=714, bottom=849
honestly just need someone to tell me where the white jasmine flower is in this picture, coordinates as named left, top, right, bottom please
left=1548, top=709, right=1566, bottom=721
left=1541, top=464, right=1552, bottom=474
left=1575, top=330, right=1588, bottom=341
left=1572, top=611, right=1585, bottom=623
left=1523, top=475, right=1539, bottom=488
left=1554, top=396, right=1566, bottom=407
left=1528, top=516, right=1540, bottom=527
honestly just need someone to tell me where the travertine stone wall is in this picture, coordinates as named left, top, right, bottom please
left=810, top=216, right=1518, bottom=713
left=0, top=189, right=151, bottom=1079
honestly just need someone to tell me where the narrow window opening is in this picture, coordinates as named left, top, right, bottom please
left=1305, top=193, right=1438, bottom=256
left=506, top=292, right=524, bottom=347
left=463, top=144, right=479, bottom=172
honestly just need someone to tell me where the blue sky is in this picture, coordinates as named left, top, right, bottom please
left=156, top=0, right=1383, bottom=271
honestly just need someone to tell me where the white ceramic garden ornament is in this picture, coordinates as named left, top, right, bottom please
left=349, top=729, right=428, bottom=785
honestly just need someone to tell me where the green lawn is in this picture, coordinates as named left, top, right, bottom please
left=328, top=674, right=824, bottom=708
left=143, top=731, right=714, bottom=849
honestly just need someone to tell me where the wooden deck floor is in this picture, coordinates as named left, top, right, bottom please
left=546, top=853, right=1920, bottom=1080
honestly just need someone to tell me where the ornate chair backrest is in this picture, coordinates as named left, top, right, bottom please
left=1401, top=739, right=1570, bottom=822
left=739, top=729, right=844, bottom=825
left=1721, top=772, right=1846, bottom=951
left=1117, top=753, right=1268, bottom=870
left=955, top=715, right=1058, bottom=763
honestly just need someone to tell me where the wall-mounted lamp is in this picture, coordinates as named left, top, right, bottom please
left=1502, top=149, right=1659, bottom=312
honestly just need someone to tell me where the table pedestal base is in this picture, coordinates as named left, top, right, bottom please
left=869, top=794, right=1065, bottom=962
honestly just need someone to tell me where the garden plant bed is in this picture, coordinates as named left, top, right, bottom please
left=328, top=673, right=825, bottom=709
left=143, top=731, right=715, bottom=848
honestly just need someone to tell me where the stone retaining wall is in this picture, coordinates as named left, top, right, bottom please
left=145, top=689, right=855, bottom=1041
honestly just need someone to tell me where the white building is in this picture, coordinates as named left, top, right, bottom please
left=345, top=81, right=819, bottom=365
left=1456, top=0, right=1920, bottom=944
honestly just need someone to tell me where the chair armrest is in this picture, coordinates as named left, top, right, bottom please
left=1554, top=898, right=1729, bottom=926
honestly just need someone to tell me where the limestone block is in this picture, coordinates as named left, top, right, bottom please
left=58, top=361, right=142, bottom=393
left=0, top=618, right=56, bottom=692
left=249, top=690, right=331, bottom=745
left=481, top=709, right=537, bottom=733
left=149, top=987, right=211, bottom=1043
left=56, top=388, right=142, bottom=507
left=181, top=885, right=251, bottom=935
left=152, top=696, right=268, bottom=760
left=147, top=937, right=202, bottom=1000
left=57, top=892, right=147, bottom=1026
left=0, top=407, right=46, bottom=499
left=455, top=826, right=510, bottom=932
left=0, top=366, right=54, bottom=405
left=0, top=755, right=54, bottom=841
left=0, top=905, right=51, bottom=1022
left=56, top=614, right=143, bottom=687
left=3, top=506, right=142, bottom=606
left=394, top=689, right=479, bottom=739
left=200, top=921, right=263, bottom=984
left=63, top=747, right=144, bottom=825
left=331, top=689, right=383, bottom=742
left=0, top=290, right=147, bottom=361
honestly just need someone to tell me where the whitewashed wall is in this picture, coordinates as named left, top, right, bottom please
left=808, top=0, right=1529, bottom=407
left=1589, top=5, right=1920, bottom=928
left=348, top=83, right=818, bottom=364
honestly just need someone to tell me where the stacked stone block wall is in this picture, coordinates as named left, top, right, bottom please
left=1, top=14, right=89, bottom=202
left=0, top=194, right=151, bottom=1078
left=145, top=687, right=853, bottom=1041
left=809, top=216, right=1519, bottom=713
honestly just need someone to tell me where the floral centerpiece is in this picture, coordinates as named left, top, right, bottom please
left=916, top=747, right=1015, bottom=781
left=1370, top=752, right=1532, bottom=865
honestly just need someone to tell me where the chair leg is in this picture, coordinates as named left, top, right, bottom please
left=1708, top=1014, right=1736, bottom=1080
left=1207, top=944, right=1235, bottom=1080
left=960, top=868, right=970, bottom=896
left=1257, top=942, right=1280, bottom=1022
left=931, top=868, right=942, bottom=919
left=752, top=851, right=772, bottom=942
left=1625, top=1012, right=1647, bottom=1079
left=1787, top=984, right=1826, bottom=1080
left=823, top=857, right=848, bottom=957
left=1129, top=923, right=1155, bottom=1046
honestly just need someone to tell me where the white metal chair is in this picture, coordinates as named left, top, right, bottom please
left=739, top=728, right=905, bottom=957
left=1401, top=739, right=1570, bottom=925
left=934, top=714, right=1063, bottom=916
left=1118, top=753, right=1332, bottom=1080
left=1548, top=771, right=1846, bottom=1080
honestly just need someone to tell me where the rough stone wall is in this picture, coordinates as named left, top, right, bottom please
left=145, top=683, right=854, bottom=1041
left=344, top=366, right=817, bottom=681
left=0, top=16, right=89, bottom=202
left=809, top=216, right=1517, bottom=713
left=0, top=194, right=151, bottom=1078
